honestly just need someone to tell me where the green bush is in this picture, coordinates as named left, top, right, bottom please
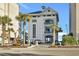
left=78, top=40, right=79, bottom=44
left=62, top=35, right=77, bottom=45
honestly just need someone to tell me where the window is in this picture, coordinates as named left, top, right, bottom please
left=47, top=14, right=51, bottom=16
left=45, top=27, right=52, bottom=33
left=43, top=15, right=46, bottom=17
left=37, top=15, right=40, bottom=17
left=33, top=24, right=36, bottom=38
left=48, top=10, right=50, bottom=12
left=53, top=14, right=55, bottom=16
left=45, top=19, right=54, bottom=24
left=32, top=19, right=37, bottom=22
left=32, top=16, right=36, bottom=17
left=32, top=15, right=40, bottom=17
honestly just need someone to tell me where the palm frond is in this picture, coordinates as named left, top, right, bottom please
left=7, top=28, right=14, bottom=32
left=0, top=16, right=2, bottom=24
left=1, top=15, right=12, bottom=24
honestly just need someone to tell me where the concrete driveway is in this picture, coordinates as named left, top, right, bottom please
left=0, top=45, right=79, bottom=56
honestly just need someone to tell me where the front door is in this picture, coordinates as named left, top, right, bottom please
left=45, top=35, right=53, bottom=43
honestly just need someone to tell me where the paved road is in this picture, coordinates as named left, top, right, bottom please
left=0, top=45, right=79, bottom=56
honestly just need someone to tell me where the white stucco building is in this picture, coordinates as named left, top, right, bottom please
left=28, top=6, right=59, bottom=43
left=0, top=3, right=19, bottom=44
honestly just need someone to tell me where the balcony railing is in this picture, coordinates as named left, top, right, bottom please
left=44, top=32, right=52, bottom=35
left=44, top=22, right=53, bottom=24
left=44, top=31, right=52, bottom=33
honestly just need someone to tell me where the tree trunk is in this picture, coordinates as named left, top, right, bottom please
left=2, top=24, right=6, bottom=46
left=8, top=30, right=10, bottom=46
left=16, top=22, right=21, bottom=47
left=14, top=32, right=16, bottom=43
left=28, top=22, right=31, bottom=46
left=23, top=22, right=26, bottom=46
left=19, top=21, right=21, bottom=39
left=52, top=25, right=56, bottom=46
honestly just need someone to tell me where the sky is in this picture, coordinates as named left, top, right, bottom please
left=18, top=3, right=69, bottom=33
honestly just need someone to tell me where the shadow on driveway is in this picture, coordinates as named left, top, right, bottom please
left=0, top=53, right=52, bottom=56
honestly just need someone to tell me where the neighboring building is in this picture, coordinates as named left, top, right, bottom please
left=58, top=32, right=67, bottom=41
left=69, top=3, right=79, bottom=40
left=27, top=6, right=59, bottom=43
left=0, top=3, right=19, bottom=45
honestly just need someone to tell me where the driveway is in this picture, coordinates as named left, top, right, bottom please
left=0, top=44, right=79, bottom=56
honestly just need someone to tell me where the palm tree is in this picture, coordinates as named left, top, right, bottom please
left=0, top=15, right=12, bottom=46
left=13, top=31, right=17, bottom=45
left=22, top=14, right=27, bottom=46
left=16, top=13, right=27, bottom=46
left=50, top=24, right=62, bottom=46
left=7, top=27, right=14, bottom=45
left=15, top=13, right=23, bottom=40
left=20, top=14, right=31, bottom=46
left=7, top=23, right=13, bottom=45
left=27, top=15, right=31, bottom=46
left=16, top=13, right=31, bottom=46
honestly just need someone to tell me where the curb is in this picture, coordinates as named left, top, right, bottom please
left=27, top=45, right=37, bottom=48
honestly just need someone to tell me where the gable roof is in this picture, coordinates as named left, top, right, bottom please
left=28, top=9, right=57, bottom=14
left=28, top=11, right=42, bottom=14
left=27, top=6, right=59, bottom=22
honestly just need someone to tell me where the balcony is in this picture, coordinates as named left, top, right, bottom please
left=44, top=26, right=53, bottom=33
left=44, top=31, right=52, bottom=35
left=44, top=19, right=54, bottom=24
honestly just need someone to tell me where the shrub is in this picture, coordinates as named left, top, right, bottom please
left=62, top=35, right=77, bottom=45
left=78, top=40, right=79, bottom=44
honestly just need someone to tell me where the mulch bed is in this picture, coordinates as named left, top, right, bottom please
left=49, top=45, right=79, bottom=48
left=0, top=46, right=28, bottom=48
